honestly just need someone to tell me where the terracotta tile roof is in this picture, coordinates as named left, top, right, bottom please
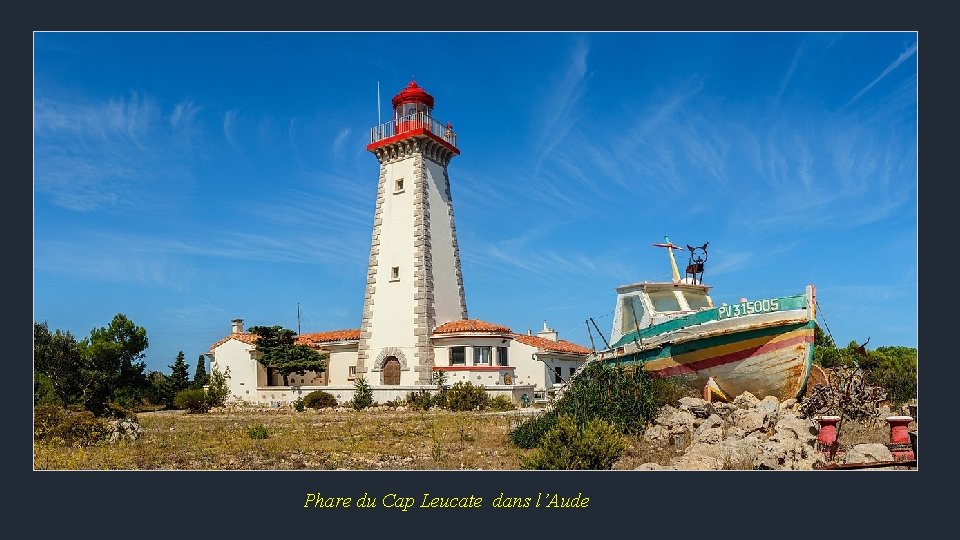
left=511, top=333, right=592, bottom=355
left=209, top=332, right=258, bottom=351
left=434, top=319, right=512, bottom=334
left=296, top=329, right=361, bottom=344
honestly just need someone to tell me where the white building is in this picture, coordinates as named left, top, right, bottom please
left=209, top=82, right=590, bottom=406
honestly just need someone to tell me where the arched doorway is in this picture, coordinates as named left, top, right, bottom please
left=382, top=357, right=401, bottom=385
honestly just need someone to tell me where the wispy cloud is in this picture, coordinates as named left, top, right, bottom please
left=36, top=240, right=197, bottom=291
left=772, top=44, right=804, bottom=106
left=708, top=251, right=754, bottom=277
left=35, top=93, right=196, bottom=213
left=223, top=109, right=239, bottom=148
left=171, top=99, right=199, bottom=130
left=843, top=41, right=917, bottom=108
left=535, top=38, right=590, bottom=175
left=332, top=127, right=351, bottom=158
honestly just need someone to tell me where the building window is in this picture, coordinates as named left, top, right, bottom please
left=473, top=347, right=491, bottom=365
left=554, top=366, right=563, bottom=384
left=390, top=266, right=400, bottom=281
left=569, top=367, right=576, bottom=378
left=450, top=347, right=465, bottom=365
left=348, top=366, right=357, bottom=380
left=395, top=178, right=404, bottom=193
left=497, top=346, right=508, bottom=366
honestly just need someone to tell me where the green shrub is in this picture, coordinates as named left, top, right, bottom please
left=247, top=422, right=268, bottom=439
left=406, top=390, right=435, bottom=411
left=104, top=401, right=136, bottom=419
left=444, top=381, right=488, bottom=411
left=487, top=394, right=517, bottom=412
left=521, top=414, right=625, bottom=470
left=864, top=346, right=917, bottom=404
left=509, top=363, right=667, bottom=449
left=303, top=390, right=338, bottom=409
left=509, top=411, right=559, bottom=449
left=352, top=376, right=374, bottom=410
left=34, top=405, right=107, bottom=447
left=205, top=366, right=231, bottom=408
left=174, top=388, right=210, bottom=413
left=34, top=373, right=62, bottom=407
left=293, top=397, right=306, bottom=412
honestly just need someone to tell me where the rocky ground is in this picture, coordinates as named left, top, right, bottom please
left=632, top=392, right=917, bottom=470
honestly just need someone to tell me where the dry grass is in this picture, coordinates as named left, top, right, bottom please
left=612, top=437, right=687, bottom=470
left=836, top=417, right=916, bottom=449
left=34, top=408, right=533, bottom=470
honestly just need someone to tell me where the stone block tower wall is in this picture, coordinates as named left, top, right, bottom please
left=357, top=82, right=466, bottom=385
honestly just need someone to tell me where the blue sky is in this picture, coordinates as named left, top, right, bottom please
left=34, top=32, right=917, bottom=374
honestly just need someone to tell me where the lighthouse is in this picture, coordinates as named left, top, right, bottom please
left=357, top=81, right=468, bottom=385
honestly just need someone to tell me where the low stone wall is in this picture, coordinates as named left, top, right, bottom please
left=233, top=384, right=536, bottom=407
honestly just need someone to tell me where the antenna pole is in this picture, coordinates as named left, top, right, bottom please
left=629, top=298, right=643, bottom=348
left=589, top=317, right=610, bottom=350
left=297, top=302, right=301, bottom=335
left=377, top=81, right=381, bottom=125
left=653, top=235, right=682, bottom=283
left=585, top=319, right=597, bottom=353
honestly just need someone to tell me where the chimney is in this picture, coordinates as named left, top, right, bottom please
left=537, top=320, right=558, bottom=342
left=231, top=319, right=244, bottom=334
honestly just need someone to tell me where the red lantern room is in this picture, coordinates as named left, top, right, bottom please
left=368, top=81, right=459, bottom=155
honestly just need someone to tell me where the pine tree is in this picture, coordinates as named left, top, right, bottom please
left=192, top=354, right=209, bottom=388
left=163, top=351, right=191, bottom=408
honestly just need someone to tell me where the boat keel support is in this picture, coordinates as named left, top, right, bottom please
left=703, top=377, right=730, bottom=403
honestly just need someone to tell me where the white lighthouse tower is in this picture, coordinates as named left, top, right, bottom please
left=357, top=81, right=467, bottom=385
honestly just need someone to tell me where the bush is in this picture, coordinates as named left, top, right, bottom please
left=303, top=390, right=338, bottom=409
left=247, top=422, right=268, bottom=439
left=521, top=414, right=625, bottom=470
left=206, top=366, right=231, bottom=408
left=34, top=405, right=107, bottom=447
left=509, top=363, right=667, bottom=449
left=406, top=390, right=435, bottom=411
left=509, top=411, right=559, bottom=449
left=104, top=401, right=136, bottom=419
left=352, top=376, right=374, bottom=410
left=444, top=381, right=489, bottom=411
left=293, top=397, right=306, bottom=412
left=864, top=346, right=917, bottom=404
left=486, top=394, right=517, bottom=412
left=174, top=388, right=210, bottom=413
left=34, top=373, right=61, bottom=407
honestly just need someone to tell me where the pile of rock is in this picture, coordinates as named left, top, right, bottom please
left=106, top=418, right=144, bottom=443
left=637, top=392, right=824, bottom=470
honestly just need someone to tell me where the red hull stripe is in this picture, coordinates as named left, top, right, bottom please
left=650, top=334, right=813, bottom=377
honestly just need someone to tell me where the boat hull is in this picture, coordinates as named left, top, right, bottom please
left=599, top=288, right=817, bottom=401
left=624, top=321, right=815, bottom=400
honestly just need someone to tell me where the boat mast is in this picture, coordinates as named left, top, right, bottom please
left=653, top=235, right=682, bottom=283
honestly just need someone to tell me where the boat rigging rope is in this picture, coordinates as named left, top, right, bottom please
left=815, top=300, right=836, bottom=345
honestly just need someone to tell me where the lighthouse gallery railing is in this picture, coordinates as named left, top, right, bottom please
left=369, top=112, right=457, bottom=147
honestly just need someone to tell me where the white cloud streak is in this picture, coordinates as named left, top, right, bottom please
left=843, top=41, right=917, bottom=108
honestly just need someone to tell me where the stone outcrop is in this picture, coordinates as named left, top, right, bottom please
left=635, top=393, right=823, bottom=470
left=106, top=418, right=144, bottom=443
left=844, top=443, right=894, bottom=464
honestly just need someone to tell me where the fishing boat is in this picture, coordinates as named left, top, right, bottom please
left=590, top=237, right=816, bottom=402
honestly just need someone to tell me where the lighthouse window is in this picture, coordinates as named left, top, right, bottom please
left=390, top=266, right=400, bottom=281
left=394, top=178, right=404, bottom=193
